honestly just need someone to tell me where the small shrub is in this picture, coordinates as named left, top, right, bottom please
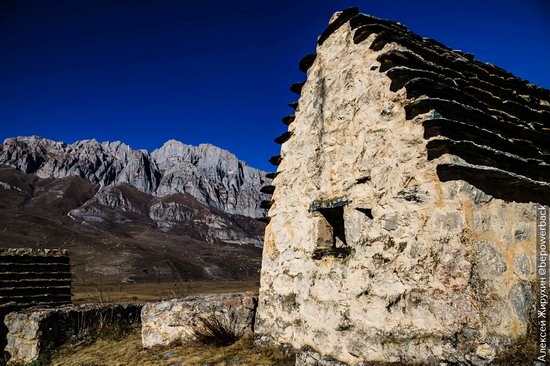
left=69, top=307, right=140, bottom=346
left=192, top=310, right=243, bottom=347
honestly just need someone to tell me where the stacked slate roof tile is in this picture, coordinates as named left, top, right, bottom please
left=0, top=248, right=71, bottom=314
left=263, top=7, right=550, bottom=208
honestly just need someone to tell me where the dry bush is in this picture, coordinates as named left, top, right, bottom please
left=192, top=310, right=243, bottom=347
left=71, top=306, right=140, bottom=345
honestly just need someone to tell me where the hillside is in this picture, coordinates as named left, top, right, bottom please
left=0, top=137, right=268, bottom=285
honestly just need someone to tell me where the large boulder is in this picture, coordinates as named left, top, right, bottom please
left=141, top=292, right=257, bottom=348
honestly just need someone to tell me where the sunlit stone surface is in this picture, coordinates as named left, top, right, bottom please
left=256, top=8, right=549, bottom=365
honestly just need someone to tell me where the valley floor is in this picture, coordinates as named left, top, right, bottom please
left=73, top=280, right=260, bottom=304
left=50, top=328, right=293, bottom=366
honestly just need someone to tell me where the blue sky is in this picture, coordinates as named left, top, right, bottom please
left=1, top=0, right=549, bottom=171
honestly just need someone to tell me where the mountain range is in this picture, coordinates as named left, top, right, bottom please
left=0, top=136, right=269, bottom=284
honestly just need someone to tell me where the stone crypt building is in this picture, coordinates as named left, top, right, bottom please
left=256, top=8, right=550, bottom=366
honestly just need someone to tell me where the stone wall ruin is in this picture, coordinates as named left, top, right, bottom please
left=0, top=248, right=71, bottom=364
left=257, top=8, right=549, bottom=365
left=4, top=304, right=141, bottom=365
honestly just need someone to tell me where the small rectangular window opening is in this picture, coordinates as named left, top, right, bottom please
left=317, top=206, right=347, bottom=248
left=310, top=199, right=352, bottom=260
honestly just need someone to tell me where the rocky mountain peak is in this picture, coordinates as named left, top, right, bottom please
left=151, top=140, right=240, bottom=168
left=0, top=136, right=268, bottom=217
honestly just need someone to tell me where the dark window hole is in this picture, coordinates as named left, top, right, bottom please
left=317, top=206, right=347, bottom=246
left=356, top=208, right=373, bottom=219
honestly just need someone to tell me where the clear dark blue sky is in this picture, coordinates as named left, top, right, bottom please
left=1, top=0, right=549, bottom=171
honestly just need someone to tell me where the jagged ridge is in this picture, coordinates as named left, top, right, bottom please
left=0, top=136, right=269, bottom=218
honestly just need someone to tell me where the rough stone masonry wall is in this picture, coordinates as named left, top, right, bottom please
left=0, top=248, right=71, bottom=364
left=257, top=8, right=549, bottom=366
left=5, top=303, right=141, bottom=365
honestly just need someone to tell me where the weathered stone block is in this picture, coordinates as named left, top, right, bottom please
left=141, top=292, right=257, bottom=348
left=4, top=303, right=141, bottom=365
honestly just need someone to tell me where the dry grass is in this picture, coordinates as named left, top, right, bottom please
left=50, top=327, right=293, bottom=366
left=192, top=311, right=243, bottom=347
left=59, top=282, right=273, bottom=365
left=73, top=280, right=260, bottom=304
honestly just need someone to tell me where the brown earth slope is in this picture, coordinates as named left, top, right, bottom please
left=0, top=165, right=264, bottom=286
